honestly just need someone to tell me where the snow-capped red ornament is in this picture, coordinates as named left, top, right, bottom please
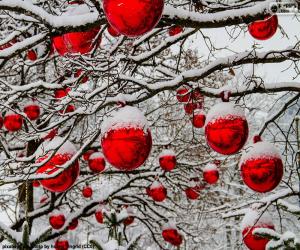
left=49, top=212, right=66, bottom=230
left=101, top=106, right=152, bottom=171
left=162, top=222, right=183, bottom=246
left=123, top=206, right=135, bottom=226
left=88, top=152, right=106, bottom=173
left=67, top=218, right=78, bottom=230
left=159, top=149, right=176, bottom=171
left=146, top=181, right=167, bottom=202
left=169, top=25, right=183, bottom=36
left=241, top=209, right=275, bottom=250
left=24, top=102, right=41, bottom=121
left=176, top=85, right=191, bottom=103
left=36, top=137, right=80, bottom=193
left=83, top=149, right=96, bottom=161
left=248, top=15, right=278, bottom=40
left=3, top=112, right=23, bottom=132
left=191, top=109, right=206, bottom=128
left=205, top=102, right=249, bottom=155
left=52, top=2, right=101, bottom=56
left=107, top=25, right=121, bottom=37
left=54, top=239, right=69, bottom=250
left=27, top=49, right=37, bottom=61
left=240, top=141, right=283, bottom=193
left=203, top=163, right=219, bottom=185
left=95, top=209, right=104, bottom=224
left=74, top=69, right=89, bottom=83
left=103, top=0, right=164, bottom=37
left=82, top=186, right=93, bottom=198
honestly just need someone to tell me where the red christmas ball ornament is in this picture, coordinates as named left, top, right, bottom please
left=3, top=112, right=23, bottom=132
left=101, top=106, right=152, bottom=171
left=203, top=163, right=219, bottom=185
left=191, top=109, right=206, bottom=128
left=83, top=149, right=96, bottom=161
left=55, top=239, right=69, bottom=250
left=32, top=180, right=40, bottom=187
left=241, top=209, right=275, bottom=250
left=95, top=209, right=104, bottom=224
left=146, top=181, right=167, bottom=202
left=54, top=88, right=70, bottom=99
left=176, top=86, right=191, bottom=103
left=159, top=149, right=176, bottom=171
left=205, top=102, right=249, bottom=155
left=36, top=137, right=80, bottom=193
left=168, top=25, right=183, bottom=36
left=74, top=69, right=89, bottom=83
left=162, top=223, right=183, bottom=246
left=107, top=25, right=121, bottom=37
left=248, top=15, right=278, bottom=41
left=240, top=141, right=283, bottom=193
left=82, top=186, right=93, bottom=198
left=27, top=49, right=38, bottom=61
left=67, top=218, right=78, bottom=230
left=24, top=102, right=41, bottom=121
left=88, top=152, right=106, bottom=173
left=103, top=0, right=164, bottom=37
left=49, top=212, right=66, bottom=230
left=185, top=186, right=200, bottom=200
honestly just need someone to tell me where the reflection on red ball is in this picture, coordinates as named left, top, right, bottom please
left=55, top=239, right=69, bottom=250
left=162, top=228, right=183, bottom=246
left=24, top=103, right=41, bottom=121
left=168, top=25, right=183, bottom=36
left=248, top=15, right=278, bottom=40
left=95, top=210, right=104, bottom=224
left=146, top=182, right=167, bottom=202
left=82, top=186, right=93, bottom=198
left=159, top=151, right=176, bottom=171
left=88, top=152, right=106, bottom=173
left=67, top=218, right=78, bottom=230
left=49, top=214, right=66, bottom=230
left=4, top=113, right=23, bottom=132
left=103, top=0, right=164, bottom=37
left=242, top=225, right=275, bottom=250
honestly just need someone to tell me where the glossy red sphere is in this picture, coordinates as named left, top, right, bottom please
left=169, top=25, right=183, bottom=36
left=67, top=218, right=78, bottom=230
left=54, top=88, right=70, bottom=99
left=248, top=15, right=278, bottom=40
left=83, top=149, right=96, bottom=161
left=55, top=239, right=69, bottom=250
left=241, top=157, right=283, bottom=193
left=123, top=216, right=134, bottom=226
left=4, top=113, right=23, bottom=132
left=242, top=225, right=275, bottom=250
left=24, top=104, right=40, bottom=121
left=27, top=49, right=37, bottom=61
left=82, top=186, right=93, bottom=198
left=95, top=210, right=104, bottom=224
left=203, top=169, right=219, bottom=185
left=49, top=214, right=66, bottom=230
left=101, top=128, right=152, bottom=171
left=107, top=25, right=121, bottom=37
left=159, top=155, right=176, bottom=171
left=162, top=229, right=183, bottom=246
left=36, top=154, right=80, bottom=193
left=176, top=86, right=191, bottom=103
left=103, top=0, right=164, bottom=37
left=205, top=116, right=248, bottom=155
left=185, top=187, right=200, bottom=200
left=192, top=112, right=206, bottom=128
left=146, top=184, right=167, bottom=202
left=88, top=153, right=106, bottom=173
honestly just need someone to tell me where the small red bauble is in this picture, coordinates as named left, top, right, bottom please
left=203, top=163, right=219, bottom=185
left=83, top=149, right=96, bottom=161
left=241, top=210, right=275, bottom=250
left=191, top=110, right=206, bottom=128
left=205, top=102, right=249, bottom=155
left=67, top=218, right=78, bottom=230
left=27, top=49, right=37, bottom=61
left=3, top=112, right=23, bottom=132
left=49, top=213, right=66, bottom=230
left=185, top=187, right=200, bottom=200
left=24, top=103, right=41, bottom=121
left=176, top=86, right=191, bottom=103
left=55, top=239, right=69, bottom=250
left=88, top=152, right=106, bottom=173
left=162, top=223, right=183, bottom=246
left=146, top=181, right=167, bottom=202
left=36, top=137, right=80, bottom=193
left=107, top=25, right=121, bottom=37
left=103, top=0, right=164, bottom=37
left=74, top=69, right=89, bottom=83
left=240, top=141, right=283, bottom=193
left=159, top=149, right=176, bottom=171
left=123, top=216, right=134, bottom=226
left=168, top=25, right=183, bottom=36
left=101, top=106, right=152, bottom=171
left=95, top=210, right=104, bottom=224
left=248, top=15, right=278, bottom=40
left=54, top=88, right=70, bottom=99
left=82, top=186, right=93, bottom=198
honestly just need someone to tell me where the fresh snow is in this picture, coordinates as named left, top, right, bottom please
left=159, top=149, right=176, bottom=158
left=241, top=209, right=274, bottom=230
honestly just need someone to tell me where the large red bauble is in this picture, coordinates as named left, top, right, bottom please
left=162, top=225, right=183, bottom=246
left=82, top=186, right=93, bottom=198
left=103, top=0, right=164, bottom=37
left=36, top=137, right=80, bottom=193
left=88, top=152, right=106, bottom=173
left=3, top=112, right=23, bottom=132
left=240, top=141, right=283, bottom=193
left=203, top=163, right=219, bottom=185
left=248, top=15, right=278, bottom=41
left=55, top=239, right=69, bottom=250
left=49, top=213, right=66, bottom=230
left=95, top=210, right=104, bottom=224
left=241, top=210, right=275, bottom=250
left=107, top=25, right=121, bottom=37
left=159, top=149, right=176, bottom=171
left=24, top=103, right=41, bottom=121
left=101, top=106, right=152, bottom=171
left=192, top=110, right=206, bottom=128
left=169, top=25, right=183, bottom=36
left=176, top=86, right=191, bottom=103
left=67, top=218, right=78, bottom=230
left=205, top=102, right=249, bottom=155
left=146, top=181, right=167, bottom=202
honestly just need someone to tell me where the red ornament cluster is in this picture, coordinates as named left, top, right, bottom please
left=248, top=15, right=278, bottom=40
